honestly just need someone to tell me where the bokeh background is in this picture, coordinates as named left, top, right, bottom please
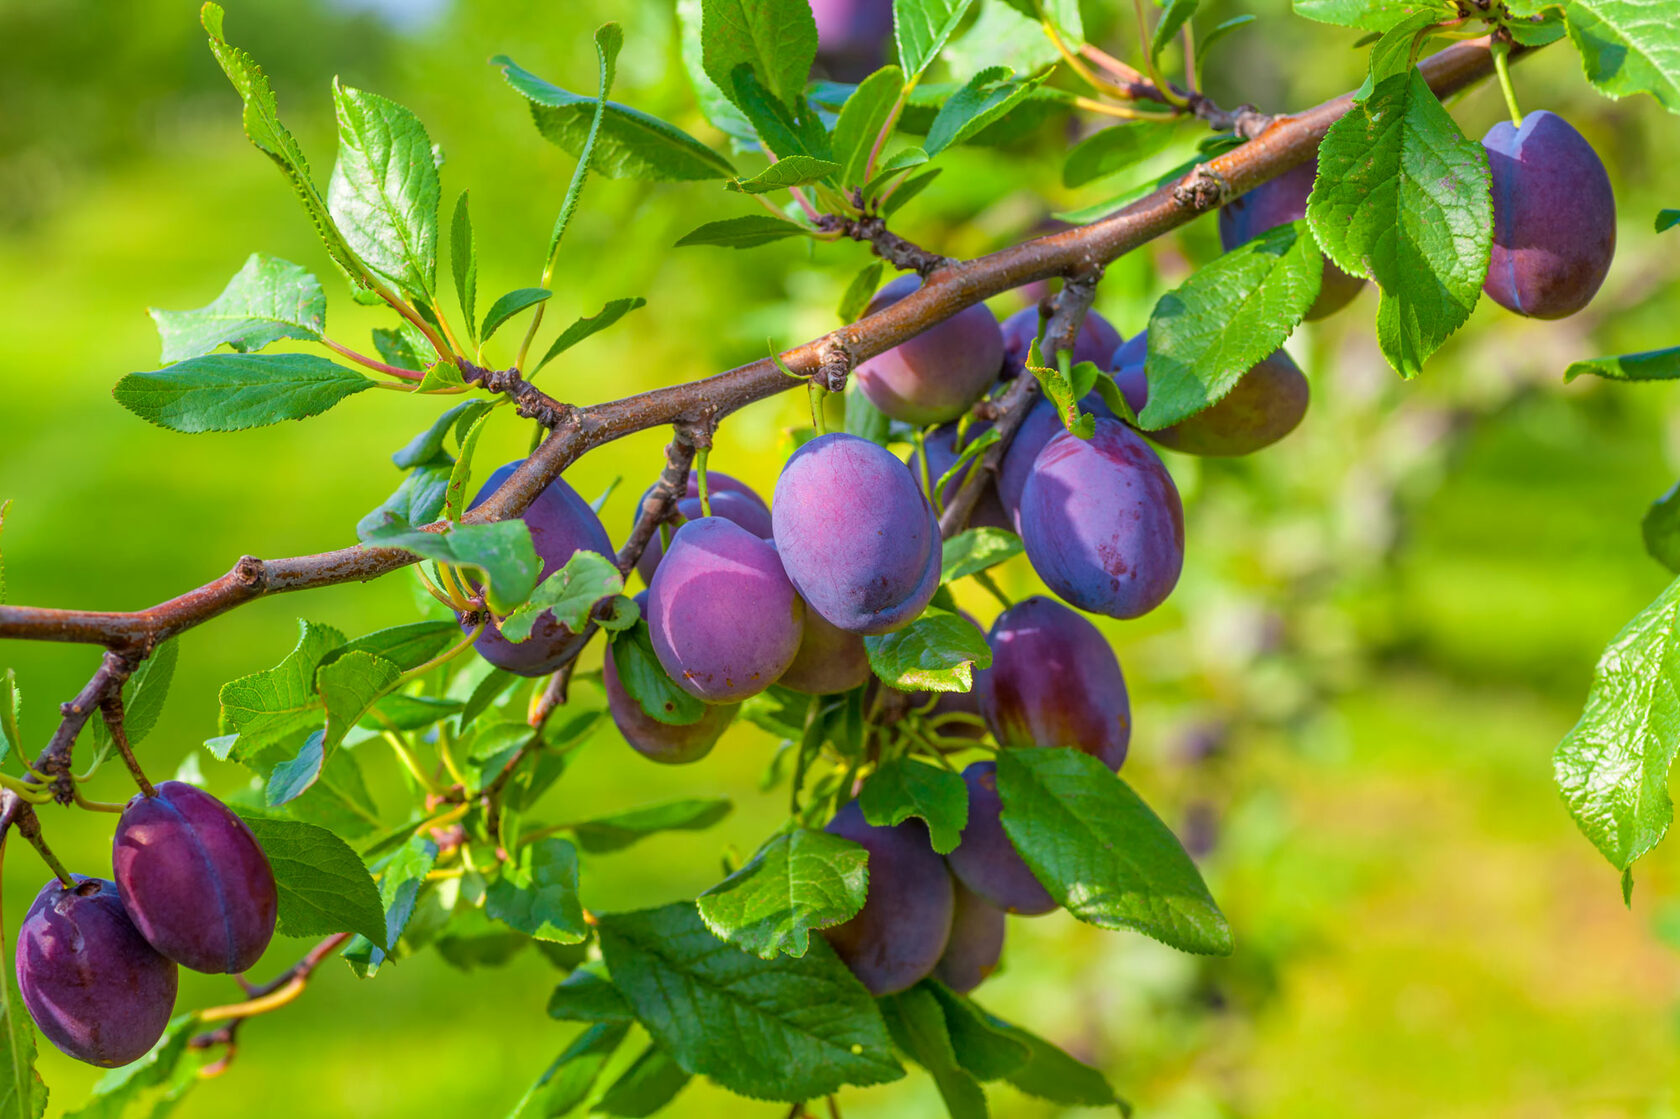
left=3, top=0, right=1679, bottom=1115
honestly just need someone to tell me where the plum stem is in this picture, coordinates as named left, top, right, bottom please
left=99, top=694, right=155, bottom=798
left=694, top=449, right=713, bottom=518
left=14, top=809, right=74, bottom=888
left=1492, top=39, right=1523, bottom=127
left=973, top=570, right=1014, bottom=611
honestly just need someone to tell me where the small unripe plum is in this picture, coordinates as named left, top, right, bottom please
left=648, top=517, right=804, bottom=703
left=1219, top=158, right=1366, bottom=320
left=944, top=762, right=1055, bottom=915
left=603, top=629, right=738, bottom=764
left=464, top=460, right=615, bottom=677
left=854, top=276, right=1004, bottom=425
left=812, top=0, right=893, bottom=81
left=632, top=471, right=772, bottom=584
left=910, top=419, right=1010, bottom=531
left=16, top=877, right=178, bottom=1067
left=1018, top=419, right=1183, bottom=619
left=821, top=801, right=954, bottom=995
left=1482, top=110, right=1616, bottom=319
left=772, top=433, right=942, bottom=635
left=995, top=392, right=1115, bottom=527
left=998, top=306, right=1123, bottom=379
left=778, top=607, right=872, bottom=694
left=932, top=881, right=1006, bottom=994
left=113, top=781, right=278, bottom=974
left=1112, top=333, right=1309, bottom=457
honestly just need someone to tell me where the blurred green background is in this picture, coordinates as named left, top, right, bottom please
left=3, top=0, right=1680, bottom=1115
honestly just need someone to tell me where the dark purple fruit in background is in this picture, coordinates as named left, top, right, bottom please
left=772, top=433, right=942, bottom=634
left=778, top=607, right=872, bottom=694
left=463, top=460, right=615, bottom=677
left=910, top=419, right=1010, bottom=531
left=977, top=596, right=1130, bottom=770
left=932, top=880, right=1005, bottom=994
left=1019, top=419, right=1184, bottom=619
left=648, top=517, right=804, bottom=703
left=811, top=0, right=894, bottom=81
left=113, top=781, right=278, bottom=974
left=944, top=762, right=1055, bottom=915
left=632, top=471, right=772, bottom=584
left=604, top=641, right=737, bottom=765
left=854, top=276, right=1004, bottom=425
left=822, top=801, right=954, bottom=995
left=16, top=877, right=178, bottom=1067
left=1112, top=333, right=1309, bottom=457
left=995, top=392, right=1116, bottom=527
left=1482, top=110, right=1616, bottom=320
left=1219, top=158, right=1366, bottom=320
left=998, top=306, right=1123, bottom=379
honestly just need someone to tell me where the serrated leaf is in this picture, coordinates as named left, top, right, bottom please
left=859, top=757, right=968, bottom=853
left=832, top=68, right=906, bottom=188
left=1564, top=347, right=1680, bottom=383
left=595, top=1045, right=692, bottom=1118
left=149, top=254, right=325, bottom=364
left=729, top=65, right=832, bottom=164
left=701, top=0, right=818, bottom=109
left=878, top=985, right=988, bottom=1118
left=941, top=527, right=1023, bottom=583
left=1543, top=0, right=1680, bottom=112
left=328, top=81, right=441, bottom=300
left=597, top=902, right=903, bottom=1100
left=218, top=620, right=346, bottom=757
left=1290, top=0, right=1449, bottom=31
left=569, top=797, right=733, bottom=855
left=500, top=550, right=623, bottom=643
left=121, top=637, right=179, bottom=748
left=508, top=1023, right=630, bottom=1119
left=362, top=520, right=539, bottom=615
left=897, top=0, right=981, bottom=80
left=444, top=408, right=490, bottom=521
left=697, top=828, right=869, bottom=959
left=675, top=214, right=811, bottom=248
left=1138, top=221, right=1320, bottom=429
left=317, top=650, right=405, bottom=753
left=480, top=288, right=552, bottom=343
left=533, top=297, right=647, bottom=373
left=238, top=814, right=388, bottom=945
left=328, top=620, right=460, bottom=674
left=342, top=835, right=438, bottom=977
left=926, top=65, right=1046, bottom=156
left=451, top=191, right=478, bottom=344
left=1151, top=0, right=1199, bottom=58
left=372, top=324, right=428, bottom=370
left=63, top=1014, right=196, bottom=1119
left=864, top=609, right=991, bottom=693
left=115, top=352, right=373, bottom=433
left=729, top=155, right=843, bottom=194
left=548, top=967, right=635, bottom=1022
left=486, top=837, right=587, bottom=943
left=922, top=984, right=1030, bottom=1082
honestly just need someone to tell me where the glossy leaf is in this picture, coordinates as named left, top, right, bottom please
left=479, top=288, right=552, bottom=344
left=534, top=297, right=647, bottom=373
left=864, top=609, right=992, bottom=693
left=675, top=214, right=810, bottom=248
left=1564, top=347, right=1680, bottom=383
left=941, top=527, right=1023, bottom=583
left=570, top=797, right=734, bottom=855
left=115, top=353, right=373, bottom=433
left=239, top=815, right=387, bottom=945
left=149, top=254, right=325, bottom=363
left=700, top=0, right=819, bottom=109
left=500, top=550, right=624, bottom=643
left=859, top=757, right=968, bottom=853
left=697, top=828, right=869, bottom=959
left=486, top=838, right=588, bottom=943
left=896, top=0, right=981, bottom=79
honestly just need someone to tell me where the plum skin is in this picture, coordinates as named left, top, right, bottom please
left=944, top=762, right=1056, bottom=915
left=772, top=433, right=942, bottom=635
left=1219, top=158, right=1366, bottom=320
left=463, top=460, right=615, bottom=677
left=16, top=876, right=178, bottom=1067
left=822, top=801, right=954, bottom=995
left=1113, top=333, right=1309, bottom=457
left=113, top=781, right=279, bottom=974
left=1482, top=110, right=1616, bottom=320
left=932, top=880, right=1006, bottom=994
left=603, top=642, right=738, bottom=764
left=632, top=471, right=771, bottom=585
left=853, top=276, right=1004, bottom=425
left=1018, top=418, right=1184, bottom=620
left=995, top=391, right=1116, bottom=527
left=647, top=516, right=805, bottom=703
left=778, top=606, right=873, bottom=695
left=976, top=595, right=1131, bottom=771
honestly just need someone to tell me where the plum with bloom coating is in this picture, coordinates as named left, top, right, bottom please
left=821, top=801, right=953, bottom=995
left=605, top=594, right=739, bottom=762
left=932, top=881, right=1006, bottom=993
left=1113, top=333, right=1308, bottom=457
left=854, top=276, right=1004, bottom=425
left=1219, top=158, right=1365, bottom=320
left=632, top=471, right=771, bottom=584
left=945, top=761, right=1056, bottom=915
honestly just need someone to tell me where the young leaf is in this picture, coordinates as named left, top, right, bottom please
left=392, top=400, right=492, bottom=469
left=1063, top=120, right=1191, bottom=188
left=675, top=215, right=811, bottom=249
left=114, top=353, right=373, bottom=433
left=729, top=155, right=843, bottom=194
left=941, top=527, right=1022, bottom=583
left=149, top=254, right=325, bottom=364
left=839, top=261, right=886, bottom=325
left=881, top=167, right=942, bottom=217
left=327, top=81, right=441, bottom=301
left=548, top=967, right=635, bottom=1023
left=479, top=288, right=552, bottom=344
left=697, top=828, right=869, bottom=959
left=996, top=747, right=1233, bottom=954
left=217, top=620, right=346, bottom=757
left=896, top=0, right=982, bottom=80
left=362, top=520, right=539, bottom=615
left=1564, top=347, right=1680, bottom=383
left=1646, top=483, right=1680, bottom=574
left=238, top=815, right=388, bottom=945
left=508, top=1023, right=630, bottom=1119
left=596, top=902, right=904, bottom=1100
left=832, top=67, right=905, bottom=188
left=594, top=1045, right=692, bottom=1118
left=1151, top=0, right=1200, bottom=58
left=864, top=609, right=992, bottom=693
left=1138, top=221, right=1320, bottom=430
left=450, top=191, right=478, bottom=344
left=878, top=985, right=989, bottom=1118
left=342, top=835, right=438, bottom=977
left=534, top=297, right=647, bottom=373
left=1290, top=0, right=1448, bottom=31
left=499, top=550, right=623, bottom=643
left=0, top=669, right=21, bottom=768
left=485, top=837, right=588, bottom=943
left=546, top=23, right=623, bottom=267
left=358, top=464, right=452, bottom=540
left=995, top=0, right=1084, bottom=44
left=569, top=797, right=734, bottom=855
left=925, top=66, right=1047, bottom=156
left=608, top=622, right=708, bottom=726
left=859, top=757, right=968, bottom=853
left=700, top=0, right=820, bottom=109
left=120, top=637, right=179, bottom=748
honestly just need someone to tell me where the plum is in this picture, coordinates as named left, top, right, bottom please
left=16, top=877, right=178, bottom=1067
left=1112, top=333, right=1309, bottom=457
left=995, top=391, right=1116, bottom=527
left=113, top=781, right=278, bottom=974
left=648, top=516, right=805, bottom=703
left=812, top=0, right=893, bottom=81
left=1482, top=110, right=1616, bottom=319
left=821, top=801, right=953, bottom=995
left=932, top=881, right=1006, bottom=994
left=910, top=419, right=1010, bottom=531
left=778, top=607, right=872, bottom=694
left=1018, top=419, right=1183, bottom=619
left=1219, top=158, right=1366, bottom=320
left=603, top=643, right=737, bottom=765
left=976, top=596, right=1130, bottom=770
left=854, top=276, right=1004, bottom=425
left=944, top=762, right=1055, bottom=915
left=632, top=471, right=771, bottom=585
left=772, top=433, right=942, bottom=634
left=464, top=460, right=615, bottom=677
left=998, top=306, right=1123, bottom=379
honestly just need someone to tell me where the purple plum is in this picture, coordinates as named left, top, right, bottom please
left=932, top=880, right=1006, bottom=994
left=995, top=391, right=1116, bottom=527
left=854, top=276, right=1004, bottom=425
left=998, top=306, right=1123, bottom=379
left=1219, top=157, right=1366, bottom=320
left=1112, top=333, right=1309, bottom=457
left=910, top=419, right=1010, bottom=531
left=822, top=801, right=954, bottom=995
left=778, top=607, right=873, bottom=694
left=632, top=471, right=771, bottom=584
left=944, top=761, right=1055, bottom=915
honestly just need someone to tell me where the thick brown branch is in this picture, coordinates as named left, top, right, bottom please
left=613, top=429, right=704, bottom=578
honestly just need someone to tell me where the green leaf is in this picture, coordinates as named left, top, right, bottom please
left=921, top=984, right=1030, bottom=1082
left=115, top=352, right=373, bottom=433
left=1556, top=577, right=1680, bottom=875
left=121, top=637, right=179, bottom=748
left=358, top=464, right=452, bottom=540
left=1646, top=484, right=1680, bottom=574
left=701, top=0, right=819, bottom=109
left=0, top=870, right=46, bottom=1119
left=1151, top=0, right=1199, bottom=57
left=63, top=1014, right=197, bottom=1119
left=1306, top=17, right=1491, bottom=377
left=239, top=815, right=388, bottom=945
left=327, top=81, right=440, bottom=300
left=608, top=622, right=708, bottom=726
left=548, top=967, right=635, bottom=1022
left=534, top=297, right=647, bottom=373
left=859, top=757, right=968, bottom=853
left=569, top=797, right=734, bottom=854
left=500, top=550, right=623, bottom=643
left=1564, top=347, right=1680, bottom=383
left=545, top=23, right=622, bottom=267
left=393, top=400, right=491, bottom=469
left=1544, top=0, right=1680, bottom=112
left=941, top=527, right=1022, bottom=583
left=451, top=191, right=478, bottom=344
left=994, top=0, right=1083, bottom=44
left=864, top=608, right=992, bottom=693
left=597, top=902, right=903, bottom=1100
left=443, top=408, right=491, bottom=522
left=1063, top=120, right=1190, bottom=188
left=459, top=667, right=521, bottom=733
left=486, top=837, right=588, bottom=943
left=1290, top=0, right=1450, bottom=31
left=675, top=215, right=811, bottom=249
left=372, top=324, right=428, bottom=370
left=362, top=520, right=539, bottom=615
left=1659, top=209, right=1680, bottom=233
left=217, top=620, right=346, bottom=757
left=480, top=288, right=552, bottom=344
left=729, top=155, right=843, bottom=194
left=697, top=828, right=869, bottom=959
left=881, top=167, right=942, bottom=218
left=594, top=1045, right=692, bottom=1118
left=342, top=835, right=438, bottom=977
left=832, top=68, right=905, bottom=188
left=996, top=747, right=1232, bottom=954
left=878, top=985, right=988, bottom=1118
left=896, top=0, right=982, bottom=80
left=677, top=0, right=757, bottom=144
left=317, top=650, right=404, bottom=753
left=927, top=65, right=1046, bottom=156
left=844, top=379, right=891, bottom=445
left=978, top=1007, right=1119, bottom=1107
left=839, top=261, right=886, bottom=325
left=496, top=56, right=734, bottom=182
left=730, top=65, right=832, bottom=164
left=1138, top=222, right=1320, bottom=429
left=329, top=620, right=461, bottom=673
left=508, top=1023, right=630, bottom=1119
left=266, top=729, right=328, bottom=806
left=149, top=254, right=324, bottom=364
left=362, top=694, right=461, bottom=731
left=0, top=670, right=21, bottom=768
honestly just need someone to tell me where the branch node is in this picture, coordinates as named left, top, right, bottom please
left=814, top=336, right=854, bottom=393
left=468, top=366, right=577, bottom=430
left=814, top=214, right=950, bottom=275
left=1173, top=165, right=1233, bottom=213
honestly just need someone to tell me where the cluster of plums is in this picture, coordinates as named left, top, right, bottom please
left=15, top=783, right=278, bottom=1066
